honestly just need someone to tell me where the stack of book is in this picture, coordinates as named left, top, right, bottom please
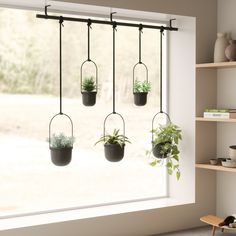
left=204, top=109, right=236, bottom=119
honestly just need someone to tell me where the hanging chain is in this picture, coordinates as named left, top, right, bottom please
left=160, top=27, right=164, bottom=113
left=59, top=16, right=64, bottom=114
left=87, top=19, right=92, bottom=61
left=139, top=24, right=143, bottom=63
left=112, top=21, right=117, bottom=114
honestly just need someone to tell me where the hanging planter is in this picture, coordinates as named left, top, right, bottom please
left=81, top=21, right=98, bottom=106
left=146, top=28, right=182, bottom=180
left=133, top=78, right=151, bottom=106
left=133, top=25, right=150, bottom=106
left=48, top=17, right=75, bottom=166
left=95, top=128, right=130, bottom=162
left=95, top=15, right=130, bottom=162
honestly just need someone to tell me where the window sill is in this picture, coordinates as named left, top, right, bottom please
left=0, top=197, right=194, bottom=231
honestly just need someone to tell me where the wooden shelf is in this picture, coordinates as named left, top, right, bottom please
left=196, top=163, right=236, bottom=173
left=196, top=117, right=236, bottom=123
left=196, top=61, right=236, bottom=69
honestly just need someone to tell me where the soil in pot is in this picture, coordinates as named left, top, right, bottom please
left=152, top=143, right=168, bottom=159
left=50, top=147, right=72, bottom=166
left=82, top=91, right=97, bottom=106
left=104, top=143, right=125, bottom=162
left=133, top=92, right=147, bottom=106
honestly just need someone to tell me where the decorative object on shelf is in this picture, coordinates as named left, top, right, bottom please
left=214, top=32, right=229, bottom=62
left=97, top=13, right=129, bottom=162
left=225, top=40, right=236, bottom=61
left=221, top=160, right=236, bottom=168
left=95, top=129, right=131, bottom=162
left=81, top=20, right=98, bottom=106
left=49, top=17, right=74, bottom=166
left=49, top=133, right=74, bottom=166
left=204, top=108, right=236, bottom=119
left=133, top=25, right=149, bottom=106
left=210, top=158, right=218, bottom=165
left=148, top=27, right=182, bottom=180
left=229, top=145, right=236, bottom=161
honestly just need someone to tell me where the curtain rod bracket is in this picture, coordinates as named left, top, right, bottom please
left=44, top=4, right=51, bottom=18
left=169, top=18, right=176, bottom=28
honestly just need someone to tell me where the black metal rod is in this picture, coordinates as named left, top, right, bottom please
left=59, top=17, right=63, bottom=114
left=139, top=27, right=142, bottom=63
left=112, top=24, right=116, bottom=114
left=36, top=14, right=178, bottom=31
left=87, top=20, right=91, bottom=61
left=160, top=28, right=163, bottom=113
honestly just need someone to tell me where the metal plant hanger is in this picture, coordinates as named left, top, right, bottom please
left=152, top=27, right=171, bottom=148
left=132, top=25, right=149, bottom=106
left=49, top=17, right=74, bottom=166
left=102, top=13, right=126, bottom=162
left=80, top=19, right=98, bottom=106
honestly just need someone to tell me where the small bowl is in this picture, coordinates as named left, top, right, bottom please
left=210, top=159, right=218, bottom=165
left=221, top=160, right=236, bottom=168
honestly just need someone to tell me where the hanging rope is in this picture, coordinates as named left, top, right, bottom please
left=59, top=16, right=64, bottom=114
left=139, top=24, right=143, bottom=63
left=159, top=26, right=164, bottom=113
left=87, top=19, right=92, bottom=61
left=112, top=21, right=117, bottom=114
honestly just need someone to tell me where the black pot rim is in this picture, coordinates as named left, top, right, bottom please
left=133, top=92, right=148, bottom=95
left=50, top=146, right=73, bottom=151
left=104, top=143, right=125, bottom=147
left=81, top=91, right=97, bottom=94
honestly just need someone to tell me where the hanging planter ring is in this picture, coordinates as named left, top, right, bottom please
left=80, top=20, right=98, bottom=106
left=133, top=24, right=149, bottom=106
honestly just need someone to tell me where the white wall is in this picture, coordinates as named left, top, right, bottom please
left=0, top=0, right=217, bottom=235
left=217, top=0, right=236, bottom=216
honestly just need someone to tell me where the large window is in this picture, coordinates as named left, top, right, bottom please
left=0, top=7, right=167, bottom=218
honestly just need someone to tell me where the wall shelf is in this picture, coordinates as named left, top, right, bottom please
left=196, top=117, right=236, bottom=123
left=196, top=61, right=236, bottom=69
left=196, top=163, right=236, bottom=173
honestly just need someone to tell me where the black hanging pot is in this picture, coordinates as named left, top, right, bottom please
left=133, top=92, right=148, bottom=106
left=82, top=91, right=97, bottom=106
left=152, top=142, right=168, bottom=159
left=50, top=147, right=72, bottom=166
left=104, top=143, right=125, bottom=162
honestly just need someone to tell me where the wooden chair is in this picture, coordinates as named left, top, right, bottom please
left=200, top=215, right=236, bottom=236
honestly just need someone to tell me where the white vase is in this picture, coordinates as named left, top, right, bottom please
left=214, top=33, right=229, bottom=62
left=229, top=145, right=236, bottom=161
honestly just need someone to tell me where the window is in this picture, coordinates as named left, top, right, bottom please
left=0, top=7, right=167, bottom=218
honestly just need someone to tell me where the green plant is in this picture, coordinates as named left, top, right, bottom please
left=134, top=79, right=151, bottom=93
left=82, top=76, right=96, bottom=92
left=49, top=133, right=75, bottom=148
left=147, top=123, right=182, bottom=180
left=95, top=129, right=131, bottom=146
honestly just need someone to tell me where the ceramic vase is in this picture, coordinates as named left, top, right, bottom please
left=225, top=40, right=236, bottom=61
left=214, top=33, right=229, bottom=62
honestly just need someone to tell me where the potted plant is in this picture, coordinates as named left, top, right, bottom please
left=147, top=123, right=182, bottom=180
left=133, top=79, right=151, bottom=106
left=95, top=129, right=131, bottom=162
left=49, top=132, right=75, bottom=166
left=81, top=76, right=97, bottom=106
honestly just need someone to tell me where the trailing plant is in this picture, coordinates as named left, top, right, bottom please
left=49, top=133, right=75, bottom=149
left=146, top=123, right=182, bottom=180
left=95, top=129, right=131, bottom=146
left=134, top=79, right=151, bottom=93
left=82, top=76, right=96, bottom=92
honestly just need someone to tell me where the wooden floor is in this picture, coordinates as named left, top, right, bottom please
left=153, top=227, right=236, bottom=235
